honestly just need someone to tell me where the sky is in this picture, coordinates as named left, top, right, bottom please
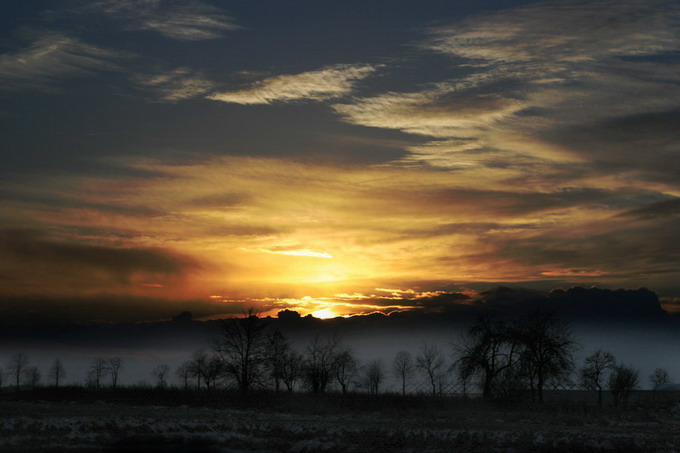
left=1, top=0, right=680, bottom=323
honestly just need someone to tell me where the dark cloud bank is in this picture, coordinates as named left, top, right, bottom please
left=0, top=286, right=673, bottom=349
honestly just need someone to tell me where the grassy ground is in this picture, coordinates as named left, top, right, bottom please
left=1, top=389, right=680, bottom=451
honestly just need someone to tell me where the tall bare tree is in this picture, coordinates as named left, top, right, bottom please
left=175, top=361, right=192, bottom=390
left=265, top=330, right=290, bottom=391
left=392, top=351, right=414, bottom=396
left=649, top=368, right=670, bottom=390
left=516, top=311, right=577, bottom=403
left=334, top=349, right=359, bottom=394
left=304, top=334, right=340, bottom=393
left=7, top=353, right=29, bottom=390
left=364, top=359, right=385, bottom=395
left=202, top=354, right=225, bottom=389
left=580, top=349, right=616, bottom=407
left=22, top=367, right=41, bottom=389
left=152, top=364, right=170, bottom=388
left=416, top=343, right=445, bottom=397
left=454, top=315, right=521, bottom=399
left=210, top=309, right=268, bottom=392
left=107, top=357, right=123, bottom=389
left=609, top=364, right=639, bottom=405
left=48, top=358, right=66, bottom=388
left=88, top=357, right=109, bottom=390
left=282, top=350, right=303, bottom=392
left=188, top=350, right=208, bottom=389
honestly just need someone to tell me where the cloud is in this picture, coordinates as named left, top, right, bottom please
left=334, top=83, right=526, bottom=138
left=0, top=33, right=121, bottom=92
left=474, top=216, right=680, bottom=289
left=208, top=64, right=378, bottom=104
left=0, top=229, right=197, bottom=297
left=426, top=1, right=679, bottom=64
left=134, top=67, right=213, bottom=101
left=5, top=153, right=680, bottom=303
left=620, top=197, right=680, bottom=219
left=93, top=0, right=238, bottom=40
left=334, top=0, right=680, bottom=184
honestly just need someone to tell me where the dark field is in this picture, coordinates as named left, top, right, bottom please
left=2, top=389, right=680, bottom=452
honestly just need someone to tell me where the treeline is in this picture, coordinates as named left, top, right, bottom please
left=0, top=310, right=673, bottom=406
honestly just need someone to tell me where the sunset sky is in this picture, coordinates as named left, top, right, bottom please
left=2, top=0, right=680, bottom=322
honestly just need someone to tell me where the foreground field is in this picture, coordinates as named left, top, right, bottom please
left=1, top=391, right=680, bottom=452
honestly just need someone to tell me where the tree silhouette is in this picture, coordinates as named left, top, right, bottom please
left=88, top=357, right=109, bottom=390
left=416, top=343, right=445, bottom=397
left=364, top=359, right=384, bottom=395
left=152, top=364, right=170, bottom=388
left=265, top=330, right=290, bottom=391
left=22, top=366, right=41, bottom=389
left=454, top=315, right=521, bottom=399
left=202, top=354, right=225, bottom=389
left=210, top=309, right=268, bottom=392
left=48, top=358, right=66, bottom=388
left=281, top=350, right=303, bottom=392
left=188, top=350, right=208, bottom=389
left=107, top=357, right=123, bottom=389
left=580, top=349, right=616, bottom=407
left=392, top=351, right=414, bottom=396
left=7, top=353, right=29, bottom=390
left=334, top=349, right=359, bottom=394
left=516, top=311, right=577, bottom=402
left=304, top=334, right=340, bottom=393
left=649, top=368, right=670, bottom=390
left=175, top=361, right=192, bottom=390
left=609, top=364, right=639, bottom=405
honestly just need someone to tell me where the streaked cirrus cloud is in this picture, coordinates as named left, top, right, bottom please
left=134, top=67, right=214, bottom=102
left=0, top=33, right=122, bottom=92
left=334, top=0, right=680, bottom=182
left=208, top=64, right=379, bottom=104
left=92, top=0, right=238, bottom=41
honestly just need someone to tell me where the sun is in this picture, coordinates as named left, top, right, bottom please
left=310, top=308, right=337, bottom=319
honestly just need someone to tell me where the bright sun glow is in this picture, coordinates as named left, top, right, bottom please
left=310, top=308, right=337, bottom=319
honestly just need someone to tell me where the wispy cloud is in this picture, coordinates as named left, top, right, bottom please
left=134, top=67, right=213, bottom=101
left=93, top=0, right=238, bottom=40
left=334, top=0, right=680, bottom=183
left=6, top=154, right=675, bottom=300
left=208, top=64, right=378, bottom=104
left=0, top=33, right=121, bottom=92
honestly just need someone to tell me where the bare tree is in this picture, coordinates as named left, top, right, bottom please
left=7, top=353, right=29, bottom=390
left=202, top=354, right=225, bottom=389
left=516, top=311, right=577, bottom=403
left=22, top=366, right=41, bottom=389
left=392, top=351, right=414, bottom=396
left=454, top=315, right=522, bottom=400
left=282, top=350, right=303, bottom=392
left=304, top=334, right=341, bottom=393
left=649, top=368, right=671, bottom=390
left=175, top=361, right=192, bottom=390
left=609, top=364, right=639, bottom=405
left=107, top=357, right=123, bottom=389
left=188, top=350, right=208, bottom=389
left=88, top=357, right=109, bottom=390
left=334, top=349, right=359, bottom=394
left=364, top=359, right=385, bottom=395
left=210, top=309, right=268, bottom=392
left=264, top=330, right=290, bottom=391
left=48, top=358, right=66, bottom=388
left=152, top=364, right=170, bottom=388
left=580, top=349, right=616, bottom=407
left=451, top=359, right=474, bottom=397
left=416, top=343, right=445, bottom=397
